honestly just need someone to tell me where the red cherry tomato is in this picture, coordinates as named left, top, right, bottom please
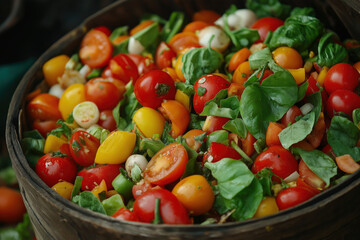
left=252, top=145, right=298, bottom=182
left=193, top=74, right=230, bottom=114
left=79, top=29, right=113, bottom=68
left=134, top=70, right=176, bottom=109
left=98, top=110, right=117, bottom=131
left=69, top=131, right=100, bottom=167
left=35, top=152, right=77, bottom=187
left=281, top=105, right=302, bottom=127
left=203, top=142, right=241, bottom=165
left=112, top=208, right=139, bottom=222
left=109, top=54, right=139, bottom=84
left=326, top=89, right=360, bottom=118
left=0, top=187, right=27, bottom=224
left=132, top=180, right=154, bottom=199
left=93, top=26, right=111, bottom=36
left=306, top=75, right=320, bottom=96
left=276, top=186, right=315, bottom=210
left=85, top=78, right=123, bottom=111
left=202, top=116, right=231, bottom=134
left=324, top=63, right=360, bottom=95
left=77, top=164, right=121, bottom=191
left=143, top=143, right=188, bottom=186
left=27, top=93, right=62, bottom=121
left=128, top=53, right=158, bottom=76
left=251, top=17, right=284, bottom=42
left=298, top=159, right=326, bottom=190
left=155, top=42, right=177, bottom=69
left=32, top=120, right=59, bottom=138
left=296, top=177, right=321, bottom=195
left=133, top=188, right=191, bottom=224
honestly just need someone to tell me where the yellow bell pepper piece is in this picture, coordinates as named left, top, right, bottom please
left=316, top=66, right=329, bottom=87
left=175, top=90, right=190, bottom=112
left=91, top=180, right=107, bottom=200
left=288, top=68, right=306, bottom=85
left=51, top=181, right=74, bottom=200
left=95, top=131, right=136, bottom=164
left=44, top=134, right=67, bottom=154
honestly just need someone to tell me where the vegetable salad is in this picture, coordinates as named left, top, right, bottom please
left=22, top=0, right=360, bottom=225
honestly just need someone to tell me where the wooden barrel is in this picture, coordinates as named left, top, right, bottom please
left=6, top=0, right=360, bottom=239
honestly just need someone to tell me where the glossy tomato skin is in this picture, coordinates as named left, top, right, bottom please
left=134, top=70, right=176, bottom=109
left=202, top=116, right=231, bottom=134
left=35, top=152, right=77, bottom=187
left=93, top=26, right=111, bottom=36
left=69, top=131, right=100, bottom=167
left=32, top=120, right=59, bottom=138
left=203, top=142, right=241, bottom=165
left=77, top=164, right=121, bottom=191
left=109, top=54, right=139, bottom=84
left=133, top=188, right=191, bottom=224
left=326, top=89, right=360, bottom=118
left=298, top=159, right=326, bottom=190
left=98, top=110, right=117, bottom=131
left=0, top=187, right=27, bottom=224
left=306, top=75, right=320, bottom=96
left=155, top=42, right=177, bottom=69
left=251, top=17, right=284, bottom=42
left=193, top=74, right=230, bottom=114
left=79, top=29, right=113, bottom=68
left=252, top=145, right=298, bottom=182
left=281, top=105, right=302, bottom=127
left=324, top=63, right=360, bottom=95
left=85, top=78, right=122, bottom=111
left=276, top=186, right=315, bottom=210
left=27, top=93, right=62, bottom=121
left=128, top=54, right=158, bottom=76
left=143, top=143, right=188, bottom=186
left=112, top=208, right=139, bottom=222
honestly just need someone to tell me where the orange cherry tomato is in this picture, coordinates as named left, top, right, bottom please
left=112, top=35, right=130, bottom=45
left=143, top=143, right=188, bottom=186
left=228, top=83, right=246, bottom=100
left=335, top=154, right=360, bottom=174
left=232, top=61, right=253, bottom=85
left=228, top=48, right=251, bottom=72
left=174, top=53, right=186, bottom=82
left=193, top=9, right=221, bottom=24
left=272, top=47, right=303, bottom=69
left=266, top=122, right=285, bottom=147
left=159, top=100, right=190, bottom=138
left=241, top=131, right=256, bottom=157
left=27, top=93, right=62, bottom=121
left=79, top=29, right=113, bottom=68
left=183, top=129, right=206, bottom=152
left=172, top=175, right=214, bottom=216
left=130, top=20, right=155, bottom=36
left=169, top=32, right=201, bottom=55
left=183, top=21, right=211, bottom=33
left=0, top=187, right=26, bottom=224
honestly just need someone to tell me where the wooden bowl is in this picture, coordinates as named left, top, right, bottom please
left=6, top=0, right=360, bottom=239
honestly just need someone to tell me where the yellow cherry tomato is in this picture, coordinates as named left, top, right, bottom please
left=43, top=134, right=67, bottom=153
left=51, top=181, right=74, bottom=200
left=58, top=83, right=85, bottom=120
left=172, top=175, right=214, bottom=216
left=253, top=197, right=279, bottom=218
left=133, top=107, right=165, bottom=138
left=95, top=131, right=136, bottom=164
left=43, top=55, right=70, bottom=86
left=272, top=47, right=303, bottom=69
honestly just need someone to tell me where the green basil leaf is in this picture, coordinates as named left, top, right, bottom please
left=73, top=191, right=106, bottom=214
left=181, top=47, right=223, bottom=84
left=240, top=70, right=298, bottom=139
left=205, top=158, right=254, bottom=199
left=139, top=138, right=165, bottom=157
left=141, top=14, right=167, bottom=25
left=102, top=194, right=125, bottom=216
left=130, top=163, right=142, bottom=183
left=161, top=11, right=184, bottom=43
left=246, top=0, right=291, bottom=19
left=256, top=168, right=274, bottom=196
left=327, top=116, right=360, bottom=162
left=109, top=26, right=129, bottom=42
left=222, top=118, right=247, bottom=138
left=180, top=139, right=199, bottom=179
left=292, top=148, right=337, bottom=187
left=248, top=47, right=272, bottom=70
left=200, top=96, right=240, bottom=119
left=132, top=22, right=160, bottom=50
left=254, top=138, right=266, bottom=154
left=189, top=113, right=204, bottom=130
left=214, top=177, right=263, bottom=221
left=113, top=38, right=129, bottom=55
left=353, top=108, right=360, bottom=127
left=267, top=15, right=323, bottom=52
left=206, top=130, right=229, bottom=148
left=290, top=7, right=316, bottom=17
left=297, top=80, right=309, bottom=102
left=21, top=130, right=45, bottom=168
left=316, top=32, right=348, bottom=68
left=71, top=176, right=83, bottom=200
left=279, top=111, right=315, bottom=149
left=175, top=82, right=195, bottom=96
left=49, top=120, right=72, bottom=139
left=223, top=19, right=259, bottom=50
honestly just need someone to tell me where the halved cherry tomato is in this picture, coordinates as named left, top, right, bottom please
left=252, top=145, right=298, bottom=182
left=203, top=142, right=241, bottom=165
left=276, top=186, right=315, bottom=210
left=113, top=208, right=139, bottom=222
left=326, top=89, right=360, bottom=118
left=134, top=70, right=176, bottom=109
left=85, top=78, right=124, bottom=111
left=169, top=32, right=201, bottom=55
left=251, top=17, right=284, bottom=42
left=228, top=48, right=251, bottom=72
left=36, top=152, right=77, bottom=187
left=159, top=100, right=190, bottom=138
left=202, top=116, right=231, bottom=134
left=143, top=143, right=188, bottom=186
left=77, top=164, right=121, bottom=191
left=69, top=130, right=100, bottom=167
left=79, top=29, right=113, bottom=68
left=281, top=105, right=302, bottom=127
left=130, top=20, right=155, bottom=36
left=241, top=131, right=256, bottom=157
left=183, top=21, right=210, bottom=33
left=133, top=188, right=190, bottom=224
left=324, top=63, right=360, bottom=95
left=27, top=93, right=62, bottom=121
left=296, top=177, right=321, bottom=195
left=132, top=180, right=154, bottom=199
left=272, top=47, right=303, bottom=69
left=172, top=175, right=214, bottom=216
left=193, top=9, right=221, bottom=24
left=109, top=54, right=139, bottom=84
left=298, top=159, right=326, bottom=190
left=183, top=129, right=206, bottom=152
left=266, top=122, right=285, bottom=147
left=335, top=154, right=360, bottom=174
left=155, top=42, right=177, bottom=70
left=193, top=74, right=230, bottom=114
left=0, top=187, right=26, bottom=224
left=98, top=110, right=117, bottom=131
left=306, top=75, right=320, bottom=96
left=128, top=53, right=158, bottom=76
left=306, top=112, right=325, bottom=148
